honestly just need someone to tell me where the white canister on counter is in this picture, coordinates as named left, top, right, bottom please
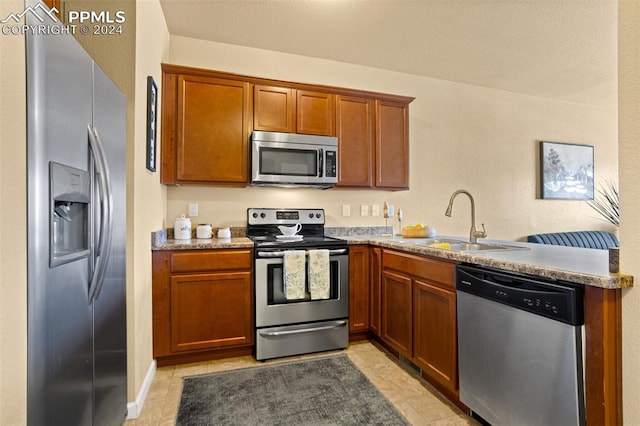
left=217, top=227, right=231, bottom=239
left=196, top=224, right=213, bottom=239
left=174, top=214, right=192, bottom=239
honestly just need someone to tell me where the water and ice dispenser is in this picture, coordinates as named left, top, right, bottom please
left=49, top=162, right=91, bottom=267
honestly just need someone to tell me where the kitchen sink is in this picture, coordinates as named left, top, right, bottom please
left=425, top=239, right=527, bottom=252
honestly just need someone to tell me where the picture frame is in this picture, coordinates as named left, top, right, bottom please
left=146, top=76, right=158, bottom=172
left=540, top=141, right=594, bottom=200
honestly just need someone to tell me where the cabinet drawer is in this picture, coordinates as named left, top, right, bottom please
left=383, top=249, right=455, bottom=288
left=171, top=250, right=253, bottom=273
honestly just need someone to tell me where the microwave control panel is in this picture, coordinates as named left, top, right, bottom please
left=326, top=151, right=337, bottom=177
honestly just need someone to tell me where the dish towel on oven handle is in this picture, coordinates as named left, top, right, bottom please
left=309, top=249, right=330, bottom=300
left=283, top=250, right=306, bottom=300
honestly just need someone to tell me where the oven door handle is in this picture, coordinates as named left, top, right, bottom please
left=259, top=320, right=347, bottom=337
left=256, top=248, right=347, bottom=258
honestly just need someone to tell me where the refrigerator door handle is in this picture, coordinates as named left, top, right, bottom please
left=87, top=124, right=113, bottom=303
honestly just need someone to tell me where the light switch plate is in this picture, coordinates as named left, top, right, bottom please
left=371, top=205, right=380, bottom=216
left=342, top=204, right=351, bottom=217
left=361, top=205, right=369, bottom=216
left=188, top=203, right=198, bottom=217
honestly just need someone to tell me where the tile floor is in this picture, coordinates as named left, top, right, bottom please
left=124, top=340, right=478, bottom=425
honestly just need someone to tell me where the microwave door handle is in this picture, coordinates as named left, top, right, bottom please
left=318, top=149, right=324, bottom=177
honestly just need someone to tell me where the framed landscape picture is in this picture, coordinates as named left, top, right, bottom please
left=540, top=141, right=594, bottom=200
left=146, top=76, right=158, bottom=172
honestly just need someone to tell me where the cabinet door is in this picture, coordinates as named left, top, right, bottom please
left=176, top=75, right=250, bottom=184
left=253, top=85, right=295, bottom=133
left=170, top=271, right=253, bottom=352
left=413, top=279, right=458, bottom=393
left=375, top=100, right=409, bottom=189
left=381, top=270, right=413, bottom=357
left=369, top=247, right=382, bottom=336
left=296, top=90, right=335, bottom=136
left=348, top=245, right=370, bottom=333
left=336, top=96, right=374, bottom=187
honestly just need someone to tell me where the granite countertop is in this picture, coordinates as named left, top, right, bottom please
left=151, top=229, right=632, bottom=289
left=343, top=235, right=632, bottom=289
left=153, top=237, right=254, bottom=250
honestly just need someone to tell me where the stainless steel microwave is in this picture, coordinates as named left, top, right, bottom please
left=250, top=131, right=338, bottom=188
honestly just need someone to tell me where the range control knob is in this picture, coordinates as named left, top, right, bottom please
left=316, top=213, right=321, bottom=218
left=309, top=213, right=314, bottom=218
left=252, top=212, right=258, bottom=218
left=260, top=213, right=266, bottom=218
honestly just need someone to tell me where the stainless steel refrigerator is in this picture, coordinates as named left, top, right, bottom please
left=26, top=4, right=127, bottom=425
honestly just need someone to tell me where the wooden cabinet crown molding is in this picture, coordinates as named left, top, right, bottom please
left=161, top=63, right=415, bottom=104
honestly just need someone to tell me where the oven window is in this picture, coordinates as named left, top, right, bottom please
left=260, top=148, right=317, bottom=176
left=266, top=259, right=340, bottom=304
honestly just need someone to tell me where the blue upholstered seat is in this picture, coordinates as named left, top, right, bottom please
left=527, top=231, right=619, bottom=250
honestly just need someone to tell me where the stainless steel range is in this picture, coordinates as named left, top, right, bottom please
left=248, top=208, right=349, bottom=361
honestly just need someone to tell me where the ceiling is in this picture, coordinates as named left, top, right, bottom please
left=159, top=0, right=617, bottom=108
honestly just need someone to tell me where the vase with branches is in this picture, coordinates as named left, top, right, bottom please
left=587, top=178, right=619, bottom=227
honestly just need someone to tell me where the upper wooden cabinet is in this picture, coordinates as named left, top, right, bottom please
left=253, top=85, right=335, bottom=136
left=161, top=64, right=413, bottom=189
left=375, top=100, right=410, bottom=189
left=161, top=70, right=251, bottom=185
left=336, top=96, right=374, bottom=187
left=296, top=90, right=335, bottom=136
left=253, top=85, right=296, bottom=133
left=336, top=96, right=410, bottom=189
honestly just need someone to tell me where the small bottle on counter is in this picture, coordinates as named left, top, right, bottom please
left=217, top=227, right=231, bottom=239
left=196, top=224, right=212, bottom=239
left=174, top=214, right=191, bottom=240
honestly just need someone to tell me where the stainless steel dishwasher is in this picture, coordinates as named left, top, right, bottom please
left=456, top=265, right=585, bottom=426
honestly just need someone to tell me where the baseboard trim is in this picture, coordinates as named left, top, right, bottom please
left=126, top=359, right=157, bottom=419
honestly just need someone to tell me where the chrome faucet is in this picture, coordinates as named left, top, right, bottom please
left=445, top=189, right=487, bottom=243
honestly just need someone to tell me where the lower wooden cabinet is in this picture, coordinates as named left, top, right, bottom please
left=369, top=247, right=382, bottom=336
left=381, top=249, right=459, bottom=394
left=381, top=269, right=413, bottom=357
left=170, top=271, right=252, bottom=353
left=348, top=245, right=370, bottom=335
left=413, top=278, right=458, bottom=392
left=152, top=249, right=254, bottom=366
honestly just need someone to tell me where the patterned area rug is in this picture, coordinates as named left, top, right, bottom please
left=176, top=354, right=410, bottom=425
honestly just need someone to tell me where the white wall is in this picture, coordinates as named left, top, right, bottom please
left=0, top=1, right=27, bottom=422
left=0, top=0, right=169, bottom=422
left=129, top=0, right=169, bottom=408
left=166, top=36, right=618, bottom=241
left=619, top=1, right=640, bottom=424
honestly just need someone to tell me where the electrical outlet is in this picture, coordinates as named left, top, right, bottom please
left=371, top=205, right=380, bottom=216
left=342, top=204, right=351, bottom=217
left=188, top=203, right=198, bottom=217
left=361, top=205, right=369, bottom=216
